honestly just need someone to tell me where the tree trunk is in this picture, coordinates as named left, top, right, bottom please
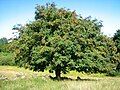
left=55, top=65, right=61, bottom=79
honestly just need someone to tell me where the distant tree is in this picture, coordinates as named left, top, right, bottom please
left=0, top=37, right=8, bottom=52
left=0, top=37, right=8, bottom=45
left=12, top=3, right=118, bottom=79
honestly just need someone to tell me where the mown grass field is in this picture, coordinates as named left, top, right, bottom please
left=0, top=66, right=120, bottom=90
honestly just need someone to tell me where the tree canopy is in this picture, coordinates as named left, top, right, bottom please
left=12, top=3, right=119, bottom=78
left=113, top=29, right=120, bottom=71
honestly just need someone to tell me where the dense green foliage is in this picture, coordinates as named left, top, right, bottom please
left=113, top=29, right=120, bottom=53
left=12, top=3, right=119, bottom=78
left=113, top=29, right=120, bottom=71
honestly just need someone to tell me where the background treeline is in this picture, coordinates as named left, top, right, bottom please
left=0, top=3, right=120, bottom=77
left=0, top=38, right=15, bottom=65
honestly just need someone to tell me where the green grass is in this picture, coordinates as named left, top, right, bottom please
left=0, top=66, right=120, bottom=90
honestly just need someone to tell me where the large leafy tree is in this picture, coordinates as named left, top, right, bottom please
left=13, top=3, right=118, bottom=78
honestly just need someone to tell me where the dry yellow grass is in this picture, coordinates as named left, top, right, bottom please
left=0, top=66, right=120, bottom=90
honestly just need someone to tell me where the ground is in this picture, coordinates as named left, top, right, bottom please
left=0, top=66, right=120, bottom=90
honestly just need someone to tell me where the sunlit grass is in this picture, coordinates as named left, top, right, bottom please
left=0, top=66, right=120, bottom=90
left=1, top=77, right=120, bottom=90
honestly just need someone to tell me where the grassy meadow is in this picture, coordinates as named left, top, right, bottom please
left=0, top=66, right=120, bottom=90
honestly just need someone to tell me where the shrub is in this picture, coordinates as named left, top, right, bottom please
left=107, top=70, right=120, bottom=77
left=0, top=52, right=15, bottom=66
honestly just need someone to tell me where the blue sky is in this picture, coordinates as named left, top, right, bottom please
left=0, top=0, right=120, bottom=38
